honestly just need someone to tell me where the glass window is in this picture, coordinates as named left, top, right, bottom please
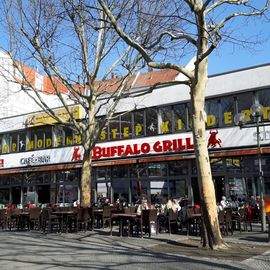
left=186, top=103, right=192, bottom=130
left=236, top=92, right=254, bottom=124
left=27, top=130, right=35, bottom=150
left=18, top=132, right=26, bottom=151
left=120, top=113, right=132, bottom=139
left=36, top=129, right=44, bottom=149
left=150, top=181, right=168, bottom=203
left=130, top=164, right=148, bottom=178
left=2, top=134, right=10, bottom=153
left=159, top=106, right=172, bottom=134
left=205, top=99, right=219, bottom=128
left=10, top=133, right=18, bottom=152
left=257, top=89, right=270, bottom=121
left=169, top=179, right=186, bottom=198
left=168, top=160, right=188, bottom=176
left=210, top=158, right=224, bottom=172
left=112, top=165, right=129, bottom=178
left=64, top=127, right=74, bottom=145
left=44, top=127, right=53, bottom=148
left=109, top=116, right=120, bottom=140
left=220, top=95, right=235, bottom=126
left=96, top=167, right=111, bottom=181
left=226, top=158, right=242, bottom=173
left=148, top=163, right=167, bottom=177
left=133, top=110, right=144, bottom=137
left=145, top=108, right=158, bottom=136
left=173, top=104, right=187, bottom=132
left=0, top=135, right=2, bottom=154
left=54, top=126, right=64, bottom=147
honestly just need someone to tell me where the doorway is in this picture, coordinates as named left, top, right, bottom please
left=213, top=176, right=225, bottom=202
left=11, top=186, right=21, bottom=205
left=37, top=185, right=50, bottom=204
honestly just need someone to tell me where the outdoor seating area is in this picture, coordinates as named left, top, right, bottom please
left=0, top=204, right=269, bottom=242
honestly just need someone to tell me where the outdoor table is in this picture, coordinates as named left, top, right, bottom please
left=53, top=210, right=77, bottom=232
left=110, top=212, right=139, bottom=237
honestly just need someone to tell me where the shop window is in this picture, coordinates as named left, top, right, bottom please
left=168, top=160, right=188, bottom=176
left=236, top=92, right=254, bottom=124
left=159, top=106, right=172, bottom=134
left=112, top=165, right=129, bottom=178
left=18, top=132, right=26, bottom=151
left=0, top=189, right=9, bottom=204
left=109, top=116, right=120, bottom=140
left=228, top=177, right=247, bottom=198
left=173, top=104, right=187, bottom=132
left=2, top=134, right=10, bottom=153
left=44, top=127, right=53, bottom=148
left=226, top=158, right=242, bottom=173
left=0, top=135, right=2, bottom=154
left=150, top=181, right=168, bottom=202
left=36, top=129, right=45, bottom=149
left=148, top=163, right=167, bottom=177
left=205, top=99, right=219, bottom=128
left=120, top=113, right=132, bottom=139
left=257, top=88, right=270, bottom=121
left=210, top=158, right=224, bottom=172
left=54, top=126, right=65, bottom=147
left=112, top=179, right=129, bottom=203
left=97, top=117, right=108, bottom=142
left=64, top=127, right=74, bottom=145
left=133, top=110, right=145, bottom=137
left=10, top=133, right=18, bottom=152
left=96, top=167, right=111, bottom=181
left=169, top=179, right=186, bottom=199
left=220, top=95, right=235, bottom=126
left=186, top=103, right=192, bottom=130
left=145, top=108, right=158, bottom=136
left=130, top=164, right=148, bottom=178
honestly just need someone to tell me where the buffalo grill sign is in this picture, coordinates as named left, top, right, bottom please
left=92, top=137, right=194, bottom=160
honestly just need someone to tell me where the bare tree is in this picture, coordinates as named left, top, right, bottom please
left=1, top=0, right=143, bottom=207
left=98, top=0, right=270, bottom=249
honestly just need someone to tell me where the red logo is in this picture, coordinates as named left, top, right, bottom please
left=71, top=146, right=82, bottom=161
left=0, top=159, right=4, bottom=167
left=207, top=130, right=222, bottom=148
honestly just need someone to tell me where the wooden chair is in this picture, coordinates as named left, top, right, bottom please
left=77, top=208, right=90, bottom=232
left=167, top=209, right=178, bottom=235
left=96, top=206, right=112, bottom=229
left=41, top=208, right=62, bottom=233
left=6, top=208, right=21, bottom=230
left=225, top=208, right=233, bottom=235
left=29, top=208, right=41, bottom=230
left=0, top=209, right=7, bottom=230
left=218, top=210, right=226, bottom=235
left=137, top=209, right=158, bottom=238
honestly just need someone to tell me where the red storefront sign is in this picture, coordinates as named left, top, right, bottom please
left=92, top=137, right=194, bottom=160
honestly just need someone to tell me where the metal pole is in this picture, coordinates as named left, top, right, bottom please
left=256, top=117, right=266, bottom=232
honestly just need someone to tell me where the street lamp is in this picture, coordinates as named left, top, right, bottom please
left=234, top=103, right=266, bottom=232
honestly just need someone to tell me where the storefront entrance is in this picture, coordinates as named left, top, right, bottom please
left=37, top=185, right=50, bottom=204
left=11, top=186, right=21, bottom=205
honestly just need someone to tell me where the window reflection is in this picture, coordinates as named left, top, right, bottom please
left=159, top=106, right=172, bottom=134
left=173, top=104, right=187, bottom=132
left=220, top=96, right=235, bottom=126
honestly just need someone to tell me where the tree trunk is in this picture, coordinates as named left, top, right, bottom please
left=191, top=60, right=226, bottom=249
left=80, top=149, right=92, bottom=207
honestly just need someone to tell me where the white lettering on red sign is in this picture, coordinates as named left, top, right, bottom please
left=92, top=138, right=194, bottom=160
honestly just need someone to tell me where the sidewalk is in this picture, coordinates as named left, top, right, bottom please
left=0, top=224, right=269, bottom=270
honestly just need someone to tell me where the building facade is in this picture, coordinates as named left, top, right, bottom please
left=0, top=63, right=270, bottom=207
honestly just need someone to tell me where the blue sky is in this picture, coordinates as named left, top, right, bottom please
left=207, top=14, right=270, bottom=76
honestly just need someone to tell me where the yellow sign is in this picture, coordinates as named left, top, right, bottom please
left=26, top=105, right=82, bottom=127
